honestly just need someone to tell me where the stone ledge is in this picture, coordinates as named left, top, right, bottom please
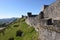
left=40, top=25, right=60, bottom=33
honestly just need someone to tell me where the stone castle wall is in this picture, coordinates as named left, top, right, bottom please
left=25, top=15, right=60, bottom=40
left=25, top=0, right=60, bottom=40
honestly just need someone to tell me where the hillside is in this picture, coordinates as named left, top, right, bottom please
left=0, top=18, right=38, bottom=40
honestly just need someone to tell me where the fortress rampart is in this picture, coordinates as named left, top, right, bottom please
left=25, top=0, right=60, bottom=40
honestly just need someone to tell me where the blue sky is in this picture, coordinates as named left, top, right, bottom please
left=0, top=0, right=56, bottom=18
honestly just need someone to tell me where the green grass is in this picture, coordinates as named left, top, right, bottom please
left=0, top=18, right=38, bottom=40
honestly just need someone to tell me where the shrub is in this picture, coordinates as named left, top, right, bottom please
left=16, top=30, right=23, bottom=37
left=13, top=24, right=19, bottom=27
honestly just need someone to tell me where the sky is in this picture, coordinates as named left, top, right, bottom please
left=0, top=0, right=56, bottom=18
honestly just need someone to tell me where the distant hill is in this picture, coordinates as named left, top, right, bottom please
left=0, top=18, right=17, bottom=25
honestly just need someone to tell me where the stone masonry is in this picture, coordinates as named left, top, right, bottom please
left=25, top=0, right=60, bottom=40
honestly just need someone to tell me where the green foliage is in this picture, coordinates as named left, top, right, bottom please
left=0, top=18, right=38, bottom=40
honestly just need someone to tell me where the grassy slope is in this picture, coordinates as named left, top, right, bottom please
left=0, top=18, right=38, bottom=40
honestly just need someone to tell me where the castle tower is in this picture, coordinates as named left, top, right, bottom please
left=27, top=12, right=32, bottom=17
left=42, top=5, right=49, bottom=11
left=44, top=5, right=49, bottom=9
